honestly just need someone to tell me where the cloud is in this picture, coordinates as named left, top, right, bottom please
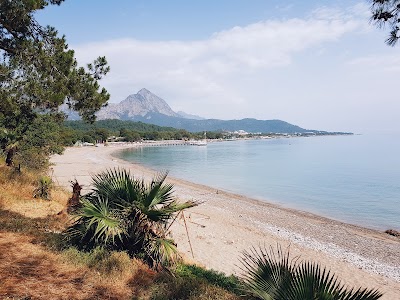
left=348, top=55, right=400, bottom=72
left=275, top=4, right=294, bottom=12
left=72, top=3, right=392, bottom=132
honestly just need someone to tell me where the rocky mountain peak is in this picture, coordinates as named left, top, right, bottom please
left=137, top=88, right=151, bottom=96
left=97, top=88, right=180, bottom=120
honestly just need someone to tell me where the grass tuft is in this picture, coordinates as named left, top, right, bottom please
left=174, top=263, right=241, bottom=294
left=150, top=271, right=241, bottom=300
left=61, top=247, right=133, bottom=277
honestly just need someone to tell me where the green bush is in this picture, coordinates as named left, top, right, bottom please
left=174, top=263, right=241, bottom=294
left=33, top=175, right=53, bottom=200
left=151, top=270, right=241, bottom=300
left=62, top=247, right=132, bottom=275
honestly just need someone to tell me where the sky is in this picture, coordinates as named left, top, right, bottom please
left=36, top=0, right=400, bottom=133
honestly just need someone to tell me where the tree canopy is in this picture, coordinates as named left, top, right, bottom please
left=0, top=0, right=110, bottom=168
left=370, top=0, right=400, bottom=46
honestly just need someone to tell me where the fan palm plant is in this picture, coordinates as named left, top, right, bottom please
left=240, top=245, right=382, bottom=300
left=66, top=168, right=197, bottom=269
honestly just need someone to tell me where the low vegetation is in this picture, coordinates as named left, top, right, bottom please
left=0, top=163, right=383, bottom=299
left=0, top=164, right=241, bottom=300
left=33, top=175, right=53, bottom=200
left=62, top=119, right=223, bottom=144
left=240, top=245, right=382, bottom=300
left=66, top=168, right=198, bottom=269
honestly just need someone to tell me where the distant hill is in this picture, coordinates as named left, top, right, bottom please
left=176, top=111, right=205, bottom=120
left=62, top=88, right=341, bottom=134
left=127, top=112, right=316, bottom=134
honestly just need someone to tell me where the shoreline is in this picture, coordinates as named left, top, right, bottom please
left=113, top=145, right=391, bottom=233
left=113, top=145, right=392, bottom=232
left=50, top=144, right=400, bottom=299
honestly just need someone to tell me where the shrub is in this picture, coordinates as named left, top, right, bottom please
left=65, top=168, right=197, bottom=269
left=174, top=263, right=241, bottom=294
left=240, top=244, right=382, bottom=300
left=33, top=175, right=53, bottom=200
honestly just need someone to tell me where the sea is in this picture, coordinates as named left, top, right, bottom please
left=116, top=134, right=400, bottom=231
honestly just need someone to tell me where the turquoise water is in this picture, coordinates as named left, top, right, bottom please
left=117, top=134, right=400, bottom=230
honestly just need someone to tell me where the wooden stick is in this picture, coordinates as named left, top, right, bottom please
left=182, top=211, right=195, bottom=259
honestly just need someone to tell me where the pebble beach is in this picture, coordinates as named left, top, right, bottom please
left=50, top=143, right=400, bottom=299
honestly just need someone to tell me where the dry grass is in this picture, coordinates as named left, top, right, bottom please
left=0, top=230, right=241, bottom=300
left=0, top=165, right=68, bottom=218
left=0, top=164, right=242, bottom=300
left=0, top=232, right=141, bottom=300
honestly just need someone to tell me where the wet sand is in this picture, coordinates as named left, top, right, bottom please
left=50, top=144, right=400, bottom=299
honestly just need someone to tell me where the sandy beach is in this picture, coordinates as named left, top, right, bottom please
left=50, top=143, right=400, bottom=299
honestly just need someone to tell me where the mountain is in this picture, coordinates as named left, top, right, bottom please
left=62, top=88, right=338, bottom=134
left=125, top=113, right=315, bottom=133
left=97, top=88, right=180, bottom=120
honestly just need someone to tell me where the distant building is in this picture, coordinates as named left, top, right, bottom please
left=233, top=130, right=249, bottom=136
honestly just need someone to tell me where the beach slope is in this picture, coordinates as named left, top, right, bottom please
left=50, top=145, right=400, bottom=299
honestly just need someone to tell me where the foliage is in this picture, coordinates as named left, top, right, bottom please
left=151, top=271, right=241, bottom=300
left=0, top=114, right=65, bottom=169
left=370, top=0, right=400, bottom=46
left=62, top=119, right=222, bottom=143
left=33, top=175, right=53, bottom=200
left=174, top=263, right=241, bottom=295
left=0, top=0, right=65, bottom=55
left=62, top=247, right=132, bottom=275
left=240, top=245, right=382, bottom=300
left=64, top=119, right=178, bottom=132
left=16, top=114, right=66, bottom=169
left=0, top=0, right=110, bottom=168
left=66, top=168, right=197, bottom=269
left=121, top=128, right=142, bottom=142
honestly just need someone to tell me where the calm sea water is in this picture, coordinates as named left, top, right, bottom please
left=117, top=134, right=400, bottom=230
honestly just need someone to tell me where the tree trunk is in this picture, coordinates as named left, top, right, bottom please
left=5, top=148, right=15, bottom=166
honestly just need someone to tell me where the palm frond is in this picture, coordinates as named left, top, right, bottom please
left=143, top=171, right=172, bottom=208
left=279, top=261, right=345, bottom=300
left=145, top=237, right=180, bottom=269
left=337, top=285, right=383, bottom=300
left=78, top=196, right=124, bottom=245
left=240, top=245, right=295, bottom=300
left=278, top=260, right=383, bottom=300
left=145, top=199, right=198, bottom=222
left=239, top=244, right=383, bottom=300
left=90, top=168, right=140, bottom=208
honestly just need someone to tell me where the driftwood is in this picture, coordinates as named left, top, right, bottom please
left=57, top=180, right=82, bottom=215
left=67, top=180, right=82, bottom=214
left=385, top=229, right=400, bottom=237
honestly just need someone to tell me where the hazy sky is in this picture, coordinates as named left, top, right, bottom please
left=37, top=1, right=400, bottom=133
